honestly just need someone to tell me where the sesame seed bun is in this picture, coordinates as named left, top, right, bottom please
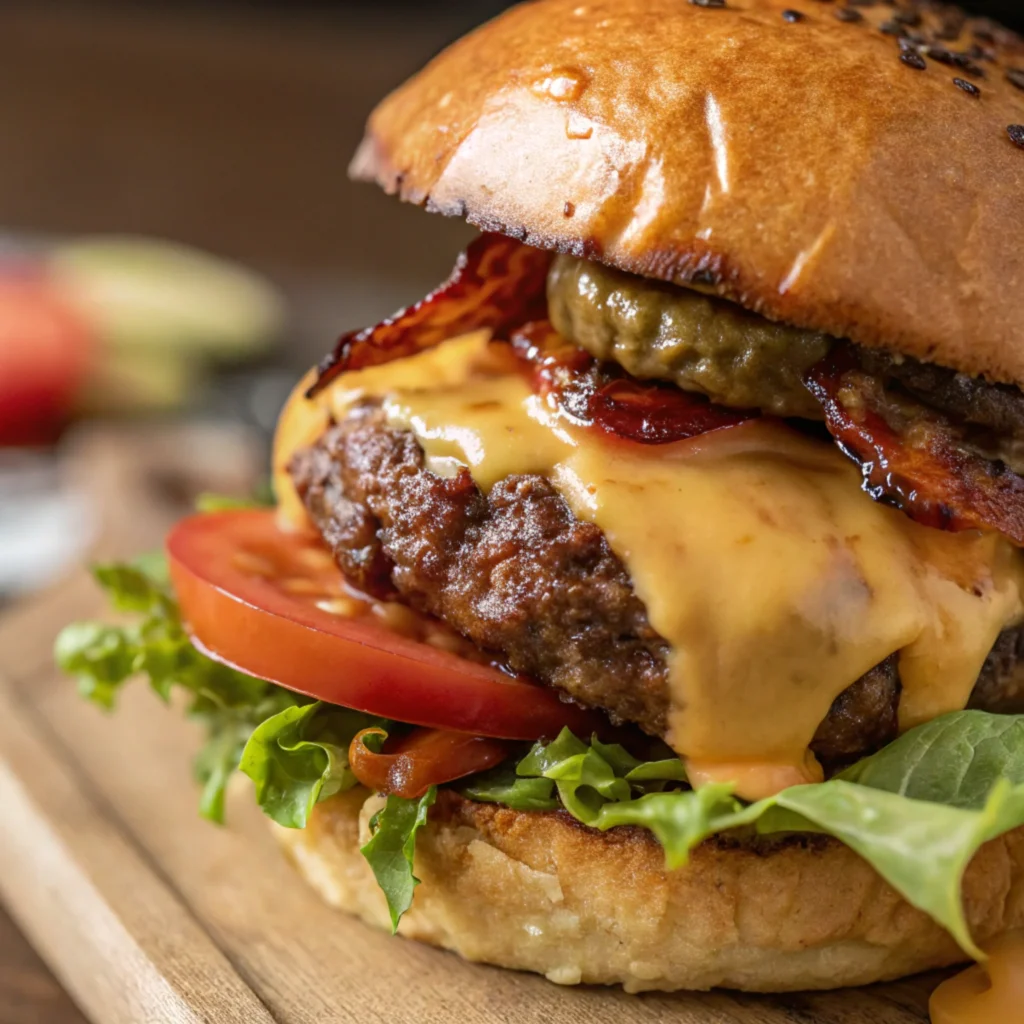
left=350, top=0, right=1024, bottom=386
left=273, top=788, right=1024, bottom=993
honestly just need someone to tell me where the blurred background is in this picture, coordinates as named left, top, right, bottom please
left=0, top=0, right=1022, bottom=601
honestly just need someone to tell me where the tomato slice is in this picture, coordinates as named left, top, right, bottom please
left=167, top=510, right=604, bottom=740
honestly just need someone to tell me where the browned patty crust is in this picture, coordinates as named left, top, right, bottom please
left=292, top=406, right=671, bottom=732
left=290, top=408, right=1024, bottom=763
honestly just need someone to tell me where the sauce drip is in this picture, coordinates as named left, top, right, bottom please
left=686, top=754, right=823, bottom=802
left=930, top=932, right=1024, bottom=1024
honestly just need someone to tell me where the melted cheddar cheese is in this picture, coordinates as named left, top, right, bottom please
left=930, top=932, right=1024, bottom=1024
left=274, top=333, right=1024, bottom=799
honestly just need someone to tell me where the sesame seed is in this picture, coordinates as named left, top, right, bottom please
left=879, top=19, right=903, bottom=35
left=846, top=0, right=876, bottom=6
left=689, top=0, right=726, bottom=6
left=835, top=7, right=863, bottom=22
left=782, top=8, right=804, bottom=21
left=900, top=50, right=927, bottom=70
left=919, top=46, right=985, bottom=78
left=953, top=78, right=980, bottom=97
left=1008, top=69, right=1024, bottom=92
left=923, top=46, right=957, bottom=66
left=1009, top=126, right=1024, bottom=150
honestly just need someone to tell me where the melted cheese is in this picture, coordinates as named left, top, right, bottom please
left=273, top=331, right=495, bottom=530
left=930, top=932, right=1024, bottom=1024
left=275, top=334, right=1024, bottom=798
left=684, top=754, right=824, bottom=802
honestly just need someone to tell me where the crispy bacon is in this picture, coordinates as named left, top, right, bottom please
left=348, top=727, right=510, bottom=799
left=309, top=234, right=552, bottom=396
left=512, top=321, right=758, bottom=445
left=806, top=345, right=1024, bottom=545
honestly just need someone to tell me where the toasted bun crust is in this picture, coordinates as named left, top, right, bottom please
left=351, top=0, right=1024, bottom=386
left=273, top=788, right=1024, bottom=993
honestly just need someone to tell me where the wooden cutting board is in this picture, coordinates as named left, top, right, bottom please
left=0, top=427, right=944, bottom=1023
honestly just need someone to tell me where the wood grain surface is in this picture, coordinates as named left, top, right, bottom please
left=0, top=428, right=946, bottom=1022
left=0, top=906, right=87, bottom=1024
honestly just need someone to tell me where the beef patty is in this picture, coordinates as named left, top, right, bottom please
left=290, top=408, right=1024, bottom=766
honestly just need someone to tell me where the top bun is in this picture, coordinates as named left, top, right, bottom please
left=351, top=0, right=1024, bottom=386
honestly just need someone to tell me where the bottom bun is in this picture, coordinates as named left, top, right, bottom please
left=271, top=788, right=1024, bottom=993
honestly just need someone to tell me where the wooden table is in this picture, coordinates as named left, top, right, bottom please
left=0, top=907, right=87, bottom=1024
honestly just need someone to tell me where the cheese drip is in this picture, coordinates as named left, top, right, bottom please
left=930, top=932, right=1024, bottom=1024
left=274, top=334, right=1024, bottom=796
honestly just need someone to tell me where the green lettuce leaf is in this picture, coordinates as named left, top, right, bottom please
left=194, top=716, right=253, bottom=823
left=55, top=554, right=302, bottom=823
left=361, top=788, right=437, bottom=932
left=757, top=778, right=1024, bottom=959
left=596, top=785, right=745, bottom=869
left=508, top=714, right=1024, bottom=958
left=55, top=621, right=138, bottom=708
left=57, top=555, right=265, bottom=708
left=517, top=728, right=632, bottom=823
left=625, top=759, right=688, bottom=784
left=239, top=703, right=390, bottom=828
left=460, top=767, right=558, bottom=811
left=838, top=710, right=1024, bottom=806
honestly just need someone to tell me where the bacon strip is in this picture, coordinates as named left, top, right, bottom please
left=512, top=321, right=757, bottom=445
left=806, top=346, right=1024, bottom=545
left=348, top=727, right=510, bottom=799
left=309, top=234, right=552, bottom=396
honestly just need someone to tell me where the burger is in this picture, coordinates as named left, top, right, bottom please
left=57, top=0, right=1024, bottom=997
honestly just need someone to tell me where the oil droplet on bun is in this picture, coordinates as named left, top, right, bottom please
left=565, top=113, right=594, bottom=140
left=531, top=67, right=589, bottom=103
left=930, top=932, right=1024, bottom=1024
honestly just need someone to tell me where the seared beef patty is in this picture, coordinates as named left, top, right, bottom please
left=290, top=409, right=1024, bottom=766
left=292, top=407, right=671, bottom=732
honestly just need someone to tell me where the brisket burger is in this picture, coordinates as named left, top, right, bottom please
left=59, top=0, right=1024, bottom=995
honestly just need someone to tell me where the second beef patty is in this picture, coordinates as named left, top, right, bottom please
left=289, top=406, right=1024, bottom=766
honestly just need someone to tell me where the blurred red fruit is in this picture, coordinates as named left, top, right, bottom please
left=0, top=270, right=94, bottom=446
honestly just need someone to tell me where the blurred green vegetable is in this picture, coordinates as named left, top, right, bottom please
left=51, top=236, right=286, bottom=413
